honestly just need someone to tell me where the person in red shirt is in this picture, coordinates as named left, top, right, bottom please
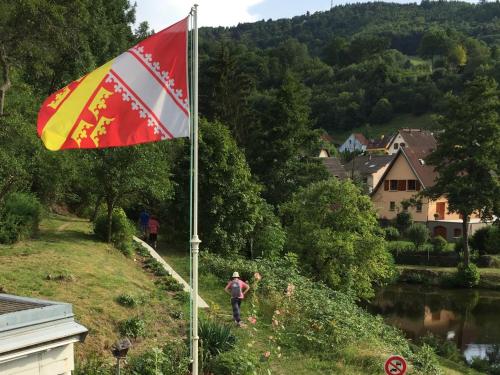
left=148, top=215, right=160, bottom=250
left=224, top=271, right=250, bottom=327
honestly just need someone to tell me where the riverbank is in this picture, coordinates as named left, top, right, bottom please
left=398, top=265, right=500, bottom=290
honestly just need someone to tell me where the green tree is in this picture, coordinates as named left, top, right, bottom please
left=425, top=77, right=500, bottom=266
left=370, top=97, right=393, bottom=124
left=418, top=29, right=452, bottom=69
left=281, top=178, right=395, bottom=299
left=169, top=119, right=265, bottom=256
left=407, top=223, right=429, bottom=251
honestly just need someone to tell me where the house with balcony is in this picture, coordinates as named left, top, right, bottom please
left=371, top=145, right=488, bottom=240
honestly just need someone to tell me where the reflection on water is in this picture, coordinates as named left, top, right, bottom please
left=367, top=284, right=500, bottom=361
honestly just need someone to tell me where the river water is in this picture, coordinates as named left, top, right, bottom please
left=367, top=284, right=500, bottom=362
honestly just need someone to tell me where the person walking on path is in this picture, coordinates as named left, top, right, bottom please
left=224, top=272, right=250, bottom=327
left=148, top=215, right=160, bottom=250
left=139, top=209, right=150, bottom=240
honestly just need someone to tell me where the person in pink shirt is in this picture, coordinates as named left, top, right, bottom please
left=224, top=271, right=250, bottom=327
left=148, top=215, right=160, bottom=250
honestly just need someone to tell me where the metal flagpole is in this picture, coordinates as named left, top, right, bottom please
left=190, top=4, right=201, bottom=375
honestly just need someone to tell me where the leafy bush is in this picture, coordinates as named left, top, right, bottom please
left=209, top=349, right=257, bottom=375
left=115, top=294, right=142, bottom=308
left=455, top=263, right=480, bottom=288
left=144, top=257, right=169, bottom=276
left=74, top=353, right=112, bottom=375
left=251, top=203, right=286, bottom=259
left=395, top=211, right=413, bottom=234
left=118, top=316, right=146, bottom=339
left=0, top=192, right=42, bottom=244
left=199, top=319, right=236, bottom=371
left=412, top=344, right=443, bottom=375
left=384, top=226, right=400, bottom=241
left=419, top=333, right=463, bottom=363
left=93, top=208, right=135, bottom=253
left=387, top=241, right=415, bottom=255
left=471, top=226, right=500, bottom=255
left=431, top=235, right=448, bottom=253
left=127, top=340, right=190, bottom=375
left=156, top=275, right=184, bottom=292
left=407, top=223, right=429, bottom=251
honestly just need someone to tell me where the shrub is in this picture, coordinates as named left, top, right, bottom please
left=118, top=316, right=146, bottom=339
left=115, top=294, right=142, bottom=308
left=387, top=241, right=415, bottom=255
left=455, top=263, right=480, bottom=288
left=209, top=349, right=257, bottom=375
left=0, top=192, right=42, bottom=244
left=384, top=226, right=400, bottom=241
left=74, top=353, right=112, bottom=375
left=395, top=211, right=413, bottom=234
left=144, top=257, right=168, bottom=276
left=407, top=223, right=429, bottom=251
left=472, top=226, right=500, bottom=255
left=199, top=319, right=236, bottom=371
left=93, top=208, right=135, bottom=252
left=431, top=235, right=448, bottom=253
left=127, top=340, right=190, bottom=375
left=156, top=275, right=184, bottom=292
left=411, top=344, right=443, bottom=375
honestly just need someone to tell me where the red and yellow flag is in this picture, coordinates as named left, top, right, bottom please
left=37, top=18, right=189, bottom=151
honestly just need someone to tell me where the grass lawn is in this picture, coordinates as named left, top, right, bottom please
left=0, top=214, right=187, bottom=363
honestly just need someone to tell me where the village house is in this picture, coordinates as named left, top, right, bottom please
left=321, top=157, right=347, bottom=179
left=344, top=154, right=394, bottom=193
left=338, top=133, right=369, bottom=153
left=371, top=144, right=488, bottom=241
left=386, top=128, right=435, bottom=155
left=366, top=134, right=393, bottom=154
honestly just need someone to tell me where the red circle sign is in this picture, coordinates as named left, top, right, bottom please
left=384, top=355, right=407, bottom=375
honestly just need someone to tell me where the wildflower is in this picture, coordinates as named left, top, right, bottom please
left=285, top=283, right=295, bottom=297
left=264, top=351, right=271, bottom=358
left=274, top=310, right=280, bottom=315
left=272, top=318, right=279, bottom=327
left=247, top=316, right=257, bottom=324
left=253, top=272, right=262, bottom=281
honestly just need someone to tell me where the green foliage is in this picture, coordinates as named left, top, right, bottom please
left=425, top=76, right=500, bottom=265
left=384, top=226, right=400, bottom=241
left=0, top=192, right=42, bottom=244
left=412, top=344, right=443, bottom=375
left=455, top=262, right=480, bottom=288
left=407, top=223, right=430, bottom=251
left=143, top=257, right=168, bottom=277
left=209, top=349, right=257, bottom=375
left=127, top=340, right=190, bottom=375
left=370, top=97, right=393, bottom=124
left=431, top=235, right=448, bottom=253
left=280, top=178, right=394, bottom=299
left=395, top=211, right=413, bottom=234
left=199, top=319, right=236, bottom=371
left=386, top=240, right=416, bottom=255
left=118, top=316, right=146, bottom=339
left=93, top=208, right=134, bottom=254
left=74, top=353, right=112, bottom=375
left=155, top=275, right=184, bottom=292
left=250, top=202, right=286, bottom=258
left=169, top=119, right=264, bottom=256
left=471, top=226, right=500, bottom=255
left=115, top=294, right=142, bottom=308
left=419, top=333, right=464, bottom=363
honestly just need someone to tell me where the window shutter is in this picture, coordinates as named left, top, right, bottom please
left=384, top=180, right=389, bottom=191
left=398, top=180, right=406, bottom=191
left=416, top=181, right=421, bottom=191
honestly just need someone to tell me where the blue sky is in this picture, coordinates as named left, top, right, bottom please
left=134, top=0, right=418, bottom=31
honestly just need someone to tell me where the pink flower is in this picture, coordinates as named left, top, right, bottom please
left=247, top=316, right=257, bottom=324
left=254, top=272, right=262, bottom=281
left=263, top=351, right=271, bottom=358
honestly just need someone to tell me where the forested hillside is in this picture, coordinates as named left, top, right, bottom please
left=199, top=1, right=500, bottom=138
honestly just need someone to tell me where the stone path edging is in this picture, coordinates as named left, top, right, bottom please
left=133, top=236, right=209, bottom=308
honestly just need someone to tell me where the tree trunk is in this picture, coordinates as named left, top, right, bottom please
left=0, top=45, right=11, bottom=117
left=91, top=195, right=103, bottom=222
left=106, top=198, right=114, bottom=244
left=462, top=214, right=470, bottom=266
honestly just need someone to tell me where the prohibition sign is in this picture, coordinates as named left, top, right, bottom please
left=384, top=355, right=407, bottom=375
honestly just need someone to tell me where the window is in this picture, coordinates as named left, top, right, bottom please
left=416, top=202, right=422, bottom=212
left=454, top=228, right=462, bottom=237
left=393, top=143, right=399, bottom=150
left=400, top=142, right=405, bottom=148
left=390, top=180, right=398, bottom=191
left=390, top=201, right=396, bottom=211
left=407, top=180, right=417, bottom=191
left=397, top=180, right=407, bottom=191
left=416, top=181, right=422, bottom=191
